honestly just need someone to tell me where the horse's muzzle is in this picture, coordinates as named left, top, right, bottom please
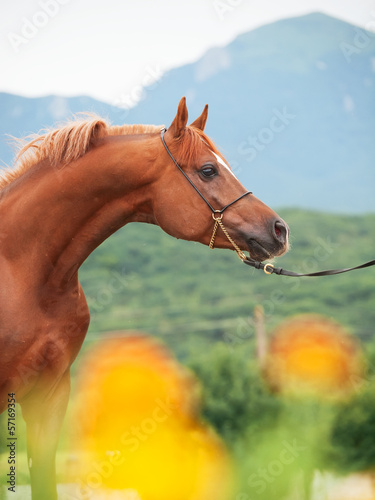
left=247, top=218, right=289, bottom=261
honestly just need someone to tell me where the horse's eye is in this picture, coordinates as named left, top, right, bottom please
left=200, top=165, right=217, bottom=178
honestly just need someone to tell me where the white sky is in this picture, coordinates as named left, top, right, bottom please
left=1, top=0, right=374, bottom=105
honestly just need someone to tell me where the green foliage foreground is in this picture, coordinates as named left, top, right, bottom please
left=188, top=342, right=375, bottom=499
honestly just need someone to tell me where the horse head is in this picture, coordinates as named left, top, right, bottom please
left=152, top=97, right=289, bottom=262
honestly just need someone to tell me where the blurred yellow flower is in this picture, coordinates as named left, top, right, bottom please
left=265, top=315, right=363, bottom=398
left=69, top=332, right=232, bottom=500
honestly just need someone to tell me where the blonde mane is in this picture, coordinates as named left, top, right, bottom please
left=0, top=115, right=161, bottom=190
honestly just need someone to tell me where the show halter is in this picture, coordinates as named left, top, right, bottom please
left=161, top=128, right=375, bottom=278
left=160, top=128, right=251, bottom=260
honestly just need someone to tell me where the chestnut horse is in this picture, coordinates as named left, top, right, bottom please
left=0, top=98, right=288, bottom=499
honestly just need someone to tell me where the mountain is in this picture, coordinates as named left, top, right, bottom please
left=1, top=13, right=374, bottom=213
left=124, top=12, right=375, bottom=213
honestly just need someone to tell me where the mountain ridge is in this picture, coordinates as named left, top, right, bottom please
left=1, top=12, right=374, bottom=213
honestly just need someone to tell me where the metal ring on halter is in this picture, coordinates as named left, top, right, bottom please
left=263, top=263, right=275, bottom=275
left=212, top=211, right=223, bottom=221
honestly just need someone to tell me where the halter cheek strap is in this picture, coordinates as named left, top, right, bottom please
left=160, top=128, right=251, bottom=260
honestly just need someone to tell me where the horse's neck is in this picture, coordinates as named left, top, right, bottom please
left=0, top=136, right=158, bottom=289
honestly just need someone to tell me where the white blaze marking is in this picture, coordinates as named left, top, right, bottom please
left=212, top=152, right=238, bottom=179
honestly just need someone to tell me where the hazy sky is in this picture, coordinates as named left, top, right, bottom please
left=1, top=0, right=374, bottom=104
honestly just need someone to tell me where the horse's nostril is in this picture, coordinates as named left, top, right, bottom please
left=274, top=220, right=288, bottom=244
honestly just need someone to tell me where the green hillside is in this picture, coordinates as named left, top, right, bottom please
left=79, top=209, right=375, bottom=358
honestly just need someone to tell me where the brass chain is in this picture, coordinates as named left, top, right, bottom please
left=209, top=212, right=247, bottom=261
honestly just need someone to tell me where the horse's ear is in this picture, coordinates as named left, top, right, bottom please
left=167, top=97, right=188, bottom=138
left=190, top=104, right=208, bottom=131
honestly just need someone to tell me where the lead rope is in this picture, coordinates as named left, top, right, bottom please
left=243, top=256, right=375, bottom=277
